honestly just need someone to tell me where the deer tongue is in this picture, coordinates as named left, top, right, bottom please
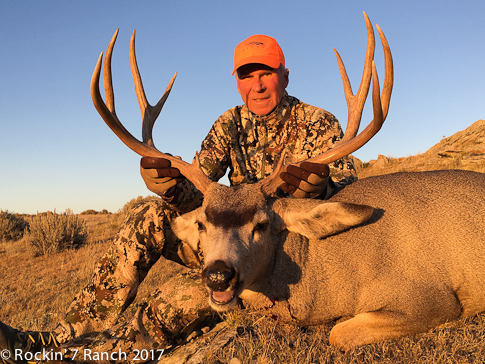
left=212, top=290, right=235, bottom=303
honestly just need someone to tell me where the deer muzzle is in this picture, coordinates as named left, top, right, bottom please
left=203, top=260, right=240, bottom=308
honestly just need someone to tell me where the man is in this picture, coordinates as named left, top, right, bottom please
left=0, top=34, right=356, bottom=363
left=142, top=35, right=355, bottom=208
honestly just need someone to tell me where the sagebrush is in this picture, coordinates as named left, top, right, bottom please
left=80, top=209, right=111, bottom=215
left=24, top=209, right=88, bottom=256
left=0, top=209, right=28, bottom=242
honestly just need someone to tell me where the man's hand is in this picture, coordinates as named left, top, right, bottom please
left=140, top=157, right=185, bottom=196
left=280, top=162, right=330, bottom=199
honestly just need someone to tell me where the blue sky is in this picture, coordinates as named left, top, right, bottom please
left=1, top=1, right=484, bottom=214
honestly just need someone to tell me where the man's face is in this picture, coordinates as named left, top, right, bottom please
left=236, top=63, right=289, bottom=116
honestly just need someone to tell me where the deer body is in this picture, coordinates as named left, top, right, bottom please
left=172, top=170, right=485, bottom=349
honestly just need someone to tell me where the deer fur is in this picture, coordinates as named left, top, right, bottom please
left=172, top=169, right=485, bottom=350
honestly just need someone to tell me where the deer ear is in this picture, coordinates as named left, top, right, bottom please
left=171, top=208, right=200, bottom=250
left=273, top=199, right=374, bottom=240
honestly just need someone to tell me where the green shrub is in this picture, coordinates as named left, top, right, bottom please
left=0, top=210, right=28, bottom=242
left=25, top=210, right=88, bottom=256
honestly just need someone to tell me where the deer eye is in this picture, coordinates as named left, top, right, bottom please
left=197, top=222, right=206, bottom=232
left=254, top=222, right=268, bottom=234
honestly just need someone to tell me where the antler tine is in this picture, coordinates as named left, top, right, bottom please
left=104, top=29, right=118, bottom=114
left=376, top=24, right=393, bottom=120
left=257, top=150, right=288, bottom=197
left=335, top=11, right=375, bottom=142
left=301, top=21, right=392, bottom=167
left=301, top=59, right=386, bottom=166
left=259, top=64, right=384, bottom=197
left=129, top=30, right=177, bottom=147
left=92, top=49, right=154, bottom=157
left=91, top=30, right=212, bottom=194
left=260, top=13, right=393, bottom=196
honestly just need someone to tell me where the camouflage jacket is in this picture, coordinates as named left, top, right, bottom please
left=165, top=93, right=357, bottom=213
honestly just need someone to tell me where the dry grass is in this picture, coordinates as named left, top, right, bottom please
left=0, top=237, right=111, bottom=331
left=203, top=310, right=485, bottom=363
left=78, top=213, right=122, bottom=245
left=0, top=213, right=121, bottom=331
left=356, top=153, right=485, bottom=179
left=356, top=119, right=485, bottom=179
left=0, top=213, right=182, bottom=332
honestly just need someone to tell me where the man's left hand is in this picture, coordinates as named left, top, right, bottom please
left=280, top=162, right=330, bottom=199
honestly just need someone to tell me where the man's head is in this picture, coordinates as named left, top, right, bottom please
left=233, top=35, right=289, bottom=116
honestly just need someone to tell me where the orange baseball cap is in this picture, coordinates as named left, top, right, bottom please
left=232, top=34, right=285, bottom=75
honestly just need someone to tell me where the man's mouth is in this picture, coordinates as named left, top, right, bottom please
left=253, top=97, right=269, bottom=102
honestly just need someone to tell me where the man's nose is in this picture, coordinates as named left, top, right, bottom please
left=251, top=77, right=265, bottom=92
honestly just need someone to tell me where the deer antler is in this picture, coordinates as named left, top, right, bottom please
left=259, top=12, right=393, bottom=196
left=91, top=29, right=212, bottom=194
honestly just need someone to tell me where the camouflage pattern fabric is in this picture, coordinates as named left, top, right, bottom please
left=200, top=92, right=356, bottom=186
left=47, top=273, right=210, bottom=363
left=168, top=93, right=356, bottom=211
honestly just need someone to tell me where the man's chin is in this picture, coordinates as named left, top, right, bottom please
left=248, top=100, right=275, bottom=116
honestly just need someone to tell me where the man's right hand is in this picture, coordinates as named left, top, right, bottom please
left=140, top=157, right=185, bottom=196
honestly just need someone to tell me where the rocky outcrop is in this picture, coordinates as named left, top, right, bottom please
left=355, top=119, right=484, bottom=177
left=427, top=119, right=485, bottom=165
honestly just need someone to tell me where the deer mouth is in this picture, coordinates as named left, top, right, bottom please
left=209, top=282, right=241, bottom=308
left=211, top=290, right=235, bottom=304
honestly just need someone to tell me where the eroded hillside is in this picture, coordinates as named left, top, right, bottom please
left=355, top=119, right=485, bottom=178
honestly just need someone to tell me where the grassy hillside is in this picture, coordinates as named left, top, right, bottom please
left=355, top=119, right=484, bottom=178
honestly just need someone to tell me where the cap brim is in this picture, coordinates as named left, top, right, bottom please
left=232, top=56, right=282, bottom=75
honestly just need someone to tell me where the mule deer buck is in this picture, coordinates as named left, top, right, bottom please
left=91, top=13, right=485, bottom=350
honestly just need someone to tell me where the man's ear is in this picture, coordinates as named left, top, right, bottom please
left=283, top=68, right=289, bottom=88
left=171, top=208, right=200, bottom=251
left=273, top=199, right=374, bottom=240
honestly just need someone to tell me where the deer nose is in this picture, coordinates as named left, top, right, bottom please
left=204, top=260, right=236, bottom=291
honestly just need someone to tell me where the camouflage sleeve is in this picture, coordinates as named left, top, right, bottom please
left=197, top=110, right=234, bottom=182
